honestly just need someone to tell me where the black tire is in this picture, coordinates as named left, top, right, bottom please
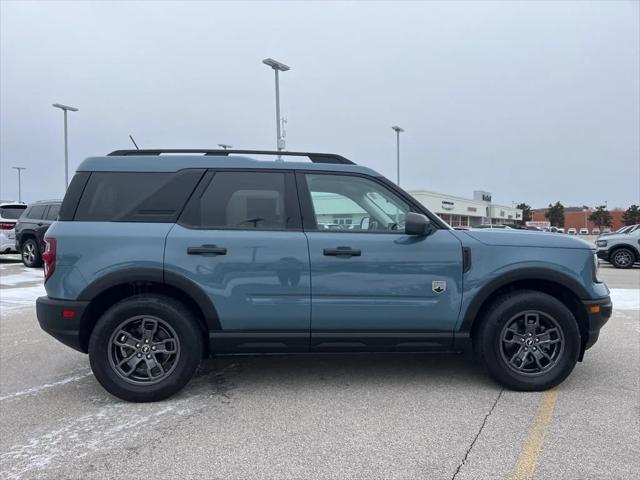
left=610, top=247, right=636, bottom=269
left=474, top=290, right=580, bottom=391
left=21, top=238, right=42, bottom=268
left=89, top=294, right=203, bottom=402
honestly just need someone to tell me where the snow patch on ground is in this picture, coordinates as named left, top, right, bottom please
left=0, top=269, right=44, bottom=286
left=609, top=289, right=640, bottom=311
left=0, top=285, right=46, bottom=312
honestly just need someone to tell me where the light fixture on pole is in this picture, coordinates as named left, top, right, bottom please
left=391, top=126, right=404, bottom=185
left=52, top=103, right=79, bottom=189
left=262, top=58, right=290, bottom=160
left=12, top=166, right=26, bottom=203
left=218, top=144, right=233, bottom=150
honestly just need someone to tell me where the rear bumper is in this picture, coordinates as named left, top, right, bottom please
left=582, top=296, right=612, bottom=352
left=36, top=296, right=89, bottom=353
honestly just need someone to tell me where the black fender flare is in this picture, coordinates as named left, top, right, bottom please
left=458, top=267, right=591, bottom=334
left=77, top=268, right=221, bottom=331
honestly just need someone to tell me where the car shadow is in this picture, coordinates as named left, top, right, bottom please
left=188, top=351, right=496, bottom=395
left=0, top=254, right=22, bottom=264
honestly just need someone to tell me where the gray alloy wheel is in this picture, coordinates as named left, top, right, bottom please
left=21, top=239, right=42, bottom=268
left=499, top=310, right=564, bottom=376
left=108, top=315, right=181, bottom=385
left=611, top=248, right=635, bottom=269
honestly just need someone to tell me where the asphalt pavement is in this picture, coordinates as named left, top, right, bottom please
left=0, top=254, right=638, bottom=480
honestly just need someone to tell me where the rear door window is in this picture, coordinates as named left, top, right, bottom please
left=180, top=171, right=299, bottom=230
left=74, top=170, right=204, bottom=222
left=27, top=205, right=47, bottom=220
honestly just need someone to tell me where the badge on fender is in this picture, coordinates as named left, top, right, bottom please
left=432, top=280, right=446, bottom=294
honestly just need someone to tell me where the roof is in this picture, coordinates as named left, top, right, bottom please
left=77, top=151, right=379, bottom=177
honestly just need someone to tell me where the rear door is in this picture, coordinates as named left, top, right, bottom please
left=164, top=170, right=311, bottom=353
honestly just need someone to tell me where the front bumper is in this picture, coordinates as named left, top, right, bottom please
left=36, top=296, right=89, bottom=353
left=596, top=249, right=610, bottom=262
left=581, top=296, right=612, bottom=353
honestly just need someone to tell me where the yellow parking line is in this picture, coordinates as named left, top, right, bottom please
left=511, top=387, right=560, bottom=480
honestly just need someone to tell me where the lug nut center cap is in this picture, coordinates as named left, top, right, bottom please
left=141, top=346, right=150, bottom=353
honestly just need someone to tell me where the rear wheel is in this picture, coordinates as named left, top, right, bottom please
left=475, top=290, right=580, bottom=391
left=89, top=294, right=203, bottom=402
left=21, top=238, right=42, bottom=268
left=610, top=248, right=635, bottom=269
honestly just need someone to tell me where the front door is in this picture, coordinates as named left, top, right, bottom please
left=298, top=172, right=463, bottom=351
left=165, top=170, right=310, bottom=353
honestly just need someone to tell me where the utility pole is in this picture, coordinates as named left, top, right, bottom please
left=262, top=58, right=290, bottom=160
left=52, top=103, right=79, bottom=189
left=391, top=126, right=404, bottom=186
left=12, top=166, right=26, bottom=202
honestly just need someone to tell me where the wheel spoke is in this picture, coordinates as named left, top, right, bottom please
left=524, top=313, right=540, bottom=335
left=531, top=348, right=552, bottom=370
left=152, top=338, right=177, bottom=354
left=123, top=355, right=144, bottom=375
left=141, top=318, right=159, bottom=341
left=503, top=327, right=526, bottom=344
left=144, top=355, right=165, bottom=379
left=509, top=346, right=529, bottom=370
left=537, top=328, right=561, bottom=345
left=113, top=330, right=141, bottom=349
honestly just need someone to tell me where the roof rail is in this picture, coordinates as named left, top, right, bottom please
left=107, top=149, right=355, bottom=165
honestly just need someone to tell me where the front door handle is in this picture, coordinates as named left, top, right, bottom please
left=187, top=246, right=227, bottom=255
left=323, top=247, right=361, bottom=257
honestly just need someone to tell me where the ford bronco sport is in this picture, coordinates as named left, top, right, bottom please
left=36, top=149, right=612, bottom=402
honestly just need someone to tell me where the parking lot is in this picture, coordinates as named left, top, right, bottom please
left=0, top=255, right=638, bottom=480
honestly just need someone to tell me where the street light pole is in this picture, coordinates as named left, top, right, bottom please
left=217, top=144, right=233, bottom=150
left=262, top=58, right=290, bottom=160
left=52, top=103, right=79, bottom=189
left=12, top=166, right=26, bottom=203
left=391, top=126, right=404, bottom=185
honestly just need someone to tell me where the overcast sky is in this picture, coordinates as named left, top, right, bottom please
left=1, top=0, right=638, bottom=209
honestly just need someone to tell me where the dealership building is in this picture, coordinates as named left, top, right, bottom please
left=408, top=190, right=522, bottom=227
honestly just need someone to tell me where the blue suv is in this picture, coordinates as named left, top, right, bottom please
left=36, top=149, right=612, bottom=402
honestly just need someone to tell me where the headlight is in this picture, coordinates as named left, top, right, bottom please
left=593, top=252, right=602, bottom=283
left=596, top=240, right=607, bottom=247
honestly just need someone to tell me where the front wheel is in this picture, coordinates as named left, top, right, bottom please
left=474, top=290, right=580, bottom=391
left=21, top=238, right=42, bottom=268
left=89, top=294, right=203, bottom=402
left=610, top=248, right=635, bottom=269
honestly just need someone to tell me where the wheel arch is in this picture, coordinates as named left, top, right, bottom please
left=608, top=243, right=639, bottom=261
left=77, top=268, right=220, bottom=355
left=461, top=269, right=590, bottom=354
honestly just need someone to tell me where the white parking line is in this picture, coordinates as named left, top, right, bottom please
left=609, top=289, right=640, bottom=310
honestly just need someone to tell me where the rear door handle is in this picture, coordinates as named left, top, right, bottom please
left=323, top=247, right=361, bottom=257
left=187, top=246, right=227, bottom=255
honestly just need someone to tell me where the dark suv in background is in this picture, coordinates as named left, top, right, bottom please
left=15, top=200, right=62, bottom=267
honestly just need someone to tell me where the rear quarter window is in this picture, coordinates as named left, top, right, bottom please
left=73, top=170, right=204, bottom=222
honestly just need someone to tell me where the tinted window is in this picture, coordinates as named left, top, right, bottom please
left=45, top=204, right=61, bottom=221
left=27, top=205, right=47, bottom=220
left=181, top=172, right=293, bottom=229
left=0, top=205, right=26, bottom=219
left=74, top=170, right=204, bottom=222
left=305, top=174, right=410, bottom=232
left=59, top=172, right=90, bottom=221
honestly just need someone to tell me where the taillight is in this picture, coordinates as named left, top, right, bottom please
left=0, top=222, right=15, bottom=230
left=43, top=238, right=57, bottom=283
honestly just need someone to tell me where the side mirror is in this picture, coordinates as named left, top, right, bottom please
left=360, top=217, right=371, bottom=230
left=405, top=212, right=430, bottom=236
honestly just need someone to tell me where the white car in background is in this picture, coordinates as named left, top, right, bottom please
left=567, top=228, right=577, bottom=235
left=591, top=228, right=601, bottom=235
left=0, top=202, right=27, bottom=253
left=579, top=228, right=589, bottom=235
left=556, top=227, right=566, bottom=234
